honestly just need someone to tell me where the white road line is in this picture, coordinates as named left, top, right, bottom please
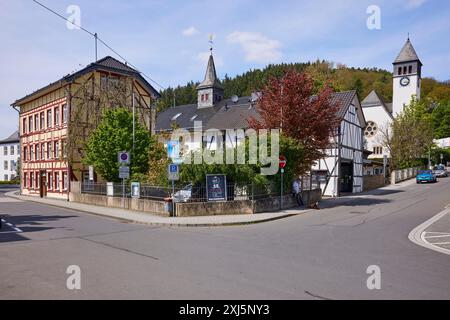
left=0, top=219, right=23, bottom=233
left=428, top=242, right=450, bottom=245
left=408, top=208, right=450, bottom=256
left=423, top=234, right=450, bottom=239
left=423, top=231, right=450, bottom=234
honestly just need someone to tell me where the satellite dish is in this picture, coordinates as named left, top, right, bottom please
left=231, top=95, right=239, bottom=103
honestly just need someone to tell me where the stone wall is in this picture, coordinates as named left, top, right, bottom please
left=390, top=167, right=420, bottom=184
left=175, top=200, right=253, bottom=217
left=69, top=182, right=169, bottom=216
left=70, top=181, right=322, bottom=217
left=175, top=189, right=322, bottom=216
left=363, top=175, right=385, bottom=191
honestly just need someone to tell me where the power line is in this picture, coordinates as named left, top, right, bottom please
left=32, top=0, right=166, bottom=91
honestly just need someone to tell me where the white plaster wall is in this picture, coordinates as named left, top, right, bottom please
left=362, top=105, right=392, bottom=159
left=392, top=75, right=420, bottom=116
left=0, top=143, right=20, bottom=181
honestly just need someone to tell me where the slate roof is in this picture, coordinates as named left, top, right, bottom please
left=156, top=90, right=359, bottom=132
left=361, top=90, right=393, bottom=115
left=12, top=56, right=160, bottom=106
left=394, top=38, right=421, bottom=64
left=197, top=54, right=223, bottom=90
left=0, top=130, right=19, bottom=144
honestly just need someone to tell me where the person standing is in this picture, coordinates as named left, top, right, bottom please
left=292, top=178, right=303, bottom=206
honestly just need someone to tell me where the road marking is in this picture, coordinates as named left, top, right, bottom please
left=428, top=242, right=450, bottom=245
left=408, top=208, right=450, bottom=256
left=423, top=233, right=450, bottom=239
left=0, top=218, right=23, bottom=233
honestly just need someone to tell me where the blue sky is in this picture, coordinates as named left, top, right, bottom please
left=1, top=0, right=449, bottom=138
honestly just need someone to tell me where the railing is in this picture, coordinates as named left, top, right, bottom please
left=79, top=181, right=283, bottom=202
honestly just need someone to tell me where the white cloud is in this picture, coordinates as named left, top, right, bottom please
left=227, top=31, right=282, bottom=63
left=405, top=0, right=427, bottom=9
left=182, top=26, right=199, bottom=36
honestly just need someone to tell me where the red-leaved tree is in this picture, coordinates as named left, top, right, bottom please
left=248, top=70, right=340, bottom=175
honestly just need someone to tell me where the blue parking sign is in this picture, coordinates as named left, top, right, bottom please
left=168, top=164, right=180, bottom=181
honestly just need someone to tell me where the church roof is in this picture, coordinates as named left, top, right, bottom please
left=361, top=90, right=393, bottom=115
left=197, top=54, right=223, bottom=90
left=394, top=38, right=421, bottom=64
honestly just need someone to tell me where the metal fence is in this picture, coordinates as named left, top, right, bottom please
left=79, top=181, right=281, bottom=202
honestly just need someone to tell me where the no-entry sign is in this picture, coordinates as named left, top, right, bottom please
left=279, top=155, right=287, bottom=169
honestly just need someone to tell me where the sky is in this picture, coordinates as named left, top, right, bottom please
left=1, top=0, right=449, bottom=138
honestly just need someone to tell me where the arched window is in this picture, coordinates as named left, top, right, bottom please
left=398, top=67, right=402, bottom=75
left=403, top=66, right=407, bottom=74
left=408, top=65, right=412, bottom=74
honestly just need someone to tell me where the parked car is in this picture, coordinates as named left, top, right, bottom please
left=172, top=183, right=205, bottom=202
left=433, top=165, right=448, bottom=178
left=416, top=170, right=437, bottom=183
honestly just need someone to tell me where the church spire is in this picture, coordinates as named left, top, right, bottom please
left=197, top=54, right=223, bottom=90
left=394, top=37, right=420, bottom=63
left=197, top=41, right=224, bottom=108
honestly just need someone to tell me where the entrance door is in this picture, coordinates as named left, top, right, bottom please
left=340, top=161, right=353, bottom=193
left=39, top=171, right=47, bottom=198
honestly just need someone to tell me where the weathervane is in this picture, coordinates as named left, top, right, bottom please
left=209, top=34, right=214, bottom=54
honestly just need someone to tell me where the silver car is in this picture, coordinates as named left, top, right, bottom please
left=433, top=165, right=448, bottom=178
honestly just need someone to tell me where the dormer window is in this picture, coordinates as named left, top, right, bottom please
left=171, top=113, right=182, bottom=121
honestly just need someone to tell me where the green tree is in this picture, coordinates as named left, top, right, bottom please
left=381, top=99, right=434, bottom=170
left=432, top=101, right=450, bottom=139
left=84, top=108, right=152, bottom=182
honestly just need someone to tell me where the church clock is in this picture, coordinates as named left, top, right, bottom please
left=400, top=76, right=410, bottom=87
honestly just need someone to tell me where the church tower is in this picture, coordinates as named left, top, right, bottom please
left=392, top=37, right=422, bottom=116
left=197, top=53, right=224, bottom=109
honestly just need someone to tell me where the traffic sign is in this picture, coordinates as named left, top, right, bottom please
left=168, top=164, right=180, bottom=181
left=279, top=155, right=287, bottom=169
left=118, top=151, right=130, bottom=164
left=119, top=166, right=130, bottom=179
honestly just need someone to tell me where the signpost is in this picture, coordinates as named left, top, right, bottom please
left=118, top=151, right=130, bottom=208
left=118, top=151, right=130, bottom=164
left=206, top=174, right=227, bottom=202
left=167, top=163, right=180, bottom=196
left=279, top=156, right=287, bottom=209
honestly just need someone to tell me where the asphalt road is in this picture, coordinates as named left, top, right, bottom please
left=0, top=178, right=450, bottom=300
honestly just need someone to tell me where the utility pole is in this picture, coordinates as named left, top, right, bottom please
left=132, top=90, right=135, bottom=156
left=94, top=33, right=98, bottom=61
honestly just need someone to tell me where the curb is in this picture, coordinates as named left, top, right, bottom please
left=4, top=190, right=306, bottom=227
left=408, top=206, right=450, bottom=256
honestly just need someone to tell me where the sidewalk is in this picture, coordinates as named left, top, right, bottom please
left=5, top=178, right=417, bottom=227
left=5, top=190, right=311, bottom=227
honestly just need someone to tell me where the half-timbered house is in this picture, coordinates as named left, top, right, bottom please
left=11, top=56, right=160, bottom=199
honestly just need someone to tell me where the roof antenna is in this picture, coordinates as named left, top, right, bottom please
left=407, top=32, right=410, bottom=40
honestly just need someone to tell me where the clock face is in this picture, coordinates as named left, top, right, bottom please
left=400, top=76, right=410, bottom=87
